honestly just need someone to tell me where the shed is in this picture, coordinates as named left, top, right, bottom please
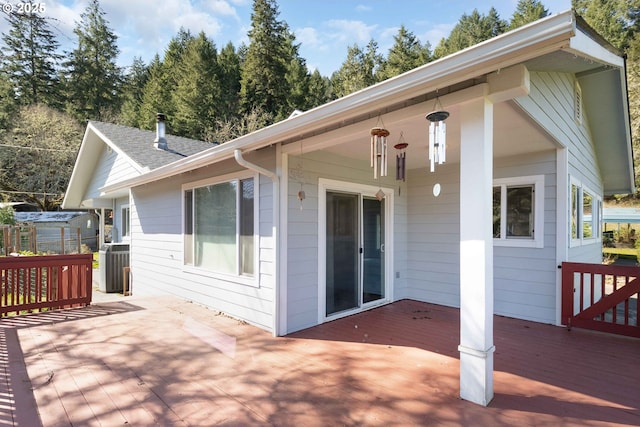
left=14, top=211, right=100, bottom=253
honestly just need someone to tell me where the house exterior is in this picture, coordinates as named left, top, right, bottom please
left=63, top=11, right=634, bottom=406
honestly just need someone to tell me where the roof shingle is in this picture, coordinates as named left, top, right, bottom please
left=89, top=121, right=214, bottom=170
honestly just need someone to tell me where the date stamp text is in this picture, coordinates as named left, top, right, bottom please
left=2, top=2, right=47, bottom=15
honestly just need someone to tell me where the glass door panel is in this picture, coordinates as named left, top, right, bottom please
left=326, top=192, right=359, bottom=315
left=362, top=197, right=385, bottom=303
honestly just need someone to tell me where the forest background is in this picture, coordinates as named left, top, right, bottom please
left=0, top=0, right=639, bottom=211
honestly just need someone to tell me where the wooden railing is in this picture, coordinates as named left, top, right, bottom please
left=561, top=262, right=639, bottom=338
left=0, top=254, right=92, bottom=317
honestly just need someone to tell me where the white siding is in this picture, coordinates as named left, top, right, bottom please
left=285, top=150, right=408, bottom=333
left=405, top=163, right=461, bottom=306
left=516, top=71, right=603, bottom=264
left=493, top=151, right=558, bottom=323
left=85, top=146, right=141, bottom=201
left=129, top=149, right=276, bottom=331
left=404, top=150, right=558, bottom=324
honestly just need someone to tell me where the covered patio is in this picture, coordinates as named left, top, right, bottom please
left=1, top=295, right=638, bottom=426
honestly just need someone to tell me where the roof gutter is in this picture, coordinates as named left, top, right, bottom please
left=234, top=149, right=278, bottom=181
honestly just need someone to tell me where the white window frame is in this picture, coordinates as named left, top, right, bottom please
left=182, top=171, right=259, bottom=286
left=570, top=176, right=601, bottom=247
left=121, top=204, right=131, bottom=242
left=493, top=175, right=544, bottom=248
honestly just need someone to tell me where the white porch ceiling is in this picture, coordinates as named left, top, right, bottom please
left=305, top=100, right=557, bottom=171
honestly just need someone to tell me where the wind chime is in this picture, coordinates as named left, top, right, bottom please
left=370, top=126, right=390, bottom=179
left=426, top=97, right=449, bottom=173
left=394, top=132, right=408, bottom=182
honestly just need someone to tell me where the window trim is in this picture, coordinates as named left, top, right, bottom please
left=493, top=175, right=544, bottom=248
left=182, top=171, right=259, bottom=286
left=570, top=176, right=601, bottom=248
left=121, top=204, right=131, bottom=242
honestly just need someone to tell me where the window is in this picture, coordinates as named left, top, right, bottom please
left=184, top=175, right=255, bottom=277
left=121, top=206, right=130, bottom=239
left=493, top=175, right=544, bottom=248
left=570, top=177, right=601, bottom=246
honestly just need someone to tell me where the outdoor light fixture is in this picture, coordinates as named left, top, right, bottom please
left=394, top=132, right=408, bottom=182
left=370, top=126, right=390, bottom=179
left=426, top=97, right=449, bottom=172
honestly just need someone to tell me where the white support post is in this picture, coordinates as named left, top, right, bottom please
left=458, top=97, right=495, bottom=406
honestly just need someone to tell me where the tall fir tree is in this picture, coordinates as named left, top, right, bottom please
left=509, top=0, right=550, bottom=30
left=217, top=42, right=242, bottom=121
left=1, top=10, right=62, bottom=107
left=433, top=8, right=508, bottom=59
left=62, top=0, right=122, bottom=121
left=137, top=29, right=194, bottom=130
left=331, top=40, right=382, bottom=98
left=283, top=32, right=311, bottom=113
left=306, top=69, right=333, bottom=108
left=240, top=0, right=291, bottom=122
left=172, top=32, right=221, bottom=140
left=119, top=57, right=149, bottom=128
left=573, top=0, right=631, bottom=50
left=377, top=25, right=431, bottom=81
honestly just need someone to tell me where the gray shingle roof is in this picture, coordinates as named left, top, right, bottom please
left=89, top=121, right=215, bottom=170
left=15, top=211, right=87, bottom=223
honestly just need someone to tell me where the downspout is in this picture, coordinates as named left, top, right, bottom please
left=234, top=149, right=281, bottom=336
left=234, top=149, right=277, bottom=181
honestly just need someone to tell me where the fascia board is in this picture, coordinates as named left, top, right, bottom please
left=88, top=125, right=147, bottom=174
left=101, top=10, right=577, bottom=195
left=62, top=125, right=96, bottom=209
left=64, top=122, right=146, bottom=207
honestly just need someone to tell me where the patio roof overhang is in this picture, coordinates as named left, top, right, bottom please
left=97, top=10, right=625, bottom=199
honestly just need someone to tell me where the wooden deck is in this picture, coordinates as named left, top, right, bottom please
left=1, top=296, right=638, bottom=426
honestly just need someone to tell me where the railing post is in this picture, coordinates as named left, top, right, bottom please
left=561, top=262, right=573, bottom=328
left=60, top=227, right=65, bottom=255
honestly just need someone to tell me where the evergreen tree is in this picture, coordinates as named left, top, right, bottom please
left=240, top=0, right=291, bottom=122
left=378, top=25, right=431, bottom=81
left=433, top=8, right=508, bottom=59
left=62, top=0, right=122, bottom=121
left=172, top=32, right=221, bottom=140
left=217, top=42, right=242, bottom=121
left=509, top=0, right=550, bottom=30
left=572, top=0, right=631, bottom=50
left=136, top=55, right=165, bottom=130
left=137, top=29, right=194, bottom=131
left=119, top=57, right=149, bottom=127
left=1, top=9, right=62, bottom=107
left=283, top=32, right=311, bottom=113
left=331, top=40, right=382, bottom=98
left=307, top=69, right=333, bottom=108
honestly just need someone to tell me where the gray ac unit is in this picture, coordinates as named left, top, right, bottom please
left=98, top=243, right=130, bottom=293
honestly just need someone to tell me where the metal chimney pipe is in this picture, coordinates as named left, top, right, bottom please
left=154, top=113, right=168, bottom=150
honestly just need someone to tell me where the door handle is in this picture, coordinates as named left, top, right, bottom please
left=380, top=243, right=385, bottom=253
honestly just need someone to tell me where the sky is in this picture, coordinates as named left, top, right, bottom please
left=0, top=0, right=572, bottom=76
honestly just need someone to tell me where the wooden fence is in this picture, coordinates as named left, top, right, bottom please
left=561, top=261, right=639, bottom=338
left=1, top=225, right=84, bottom=255
left=0, top=254, right=93, bottom=317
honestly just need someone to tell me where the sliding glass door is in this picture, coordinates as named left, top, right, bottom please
left=325, top=191, right=385, bottom=316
